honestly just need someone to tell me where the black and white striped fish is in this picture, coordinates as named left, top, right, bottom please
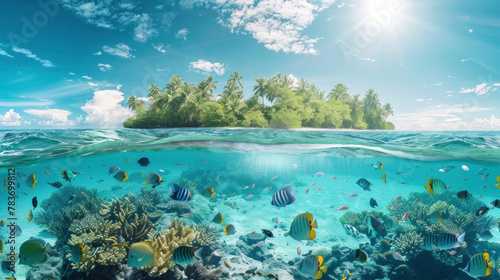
left=172, top=246, right=203, bottom=266
left=108, top=166, right=120, bottom=174
left=297, top=255, right=327, bottom=279
left=285, top=213, right=317, bottom=241
left=169, top=183, right=192, bottom=201
left=462, top=253, right=495, bottom=278
left=271, top=184, right=296, bottom=207
left=434, top=232, right=465, bottom=250
left=422, top=234, right=439, bottom=251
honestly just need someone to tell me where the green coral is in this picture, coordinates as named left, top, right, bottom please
left=141, top=219, right=197, bottom=276
left=194, top=224, right=221, bottom=246
left=393, top=231, right=423, bottom=258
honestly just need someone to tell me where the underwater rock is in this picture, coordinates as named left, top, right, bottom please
left=160, top=200, right=191, bottom=215
left=185, top=262, right=222, bottom=280
left=240, top=232, right=266, bottom=245
left=27, top=254, right=62, bottom=280
left=206, top=249, right=225, bottom=266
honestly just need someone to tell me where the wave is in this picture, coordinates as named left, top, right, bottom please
left=1, top=129, right=499, bottom=167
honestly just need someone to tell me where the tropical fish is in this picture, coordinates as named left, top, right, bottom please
left=172, top=246, right=203, bottom=266
left=305, top=188, right=309, bottom=194
left=347, top=194, right=358, bottom=197
left=248, top=231, right=256, bottom=236
left=462, top=253, right=494, bottom=278
left=356, top=178, right=372, bottom=191
left=113, top=171, right=129, bottom=183
left=0, top=239, right=3, bottom=254
left=61, top=170, right=76, bottom=182
left=392, top=252, right=405, bottom=261
left=271, top=184, right=296, bottom=208
left=480, top=173, right=489, bottom=180
left=244, top=186, right=249, bottom=190
left=312, top=172, right=324, bottom=177
left=212, top=212, right=224, bottom=224
left=382, top=172, right=386, bottom=183
left=434, top=233, right=465, bottom=250
left=19, top=238, right=52, bottom=266
left=285, top=213, right=318, bottom=241
left=181, top=213, right=194, bottom=217
left=329, top=176, right=338, bottom=180
left=81, top=192, right=88, bottom=198
left=424, top=179, right=449, bottom=194
left=402, top=212, right=410, bottom=221
left=262, top=229, right=274, bottom=237
left=429, top=211, right=444, bottom=224
left=462, top=165, right=469, bottom=171
left=224, top=224, right=236, bottom=236
left=45, top=171, right=51, bottom=176
left=391, top=204, right=401, bottom=210
left=200, top=159, right=208, bottom=163
left=297, top=246, right=301, bottom=255
left=491, top=199, right=500, bottom=208
left=394, top=196, right=402, bottom=202
left=159, top=169, right=165, bottom=173
left=201, top=187, right=215, bottom=198
left=108, top=166, right=120, bottom=174
left=343, top=224, right=364, bottom=240
left=495, top=176, right=500, bottom=189
left=337, top=206, right=349, bottom=211
left=70, top=243, right=85, bottom=263
left=170, top=183, right=192, bottom=201
left=315, top=187, right=322, bottom=190
left=27, top=209, right=33, bottom=223
left=370, top=198, right=378, bottom=208
left=353, top=249, right=368, bottom=263
left=143, top=172, right=163, bottom=188
left=371, top=161, right=383, bottom=170
left=476, top=230, right=493, bottom=242
left=126, top=158, right=129, bottom=164
left=342, top=269, right=352, bottom=280
left=264, top=187, right=272, bottom=191
left=271, top=176, right=278, bottom=180
left=247, top=194, right=254, bottom=199
left=25, top=174, right=37, bottom=189
left=297, top=255, right=328, bottom=279
left=310, top=182, right=316, bottom=186
left=457, top=190, right=472, bottom=201
left=365, top=215, right=387, bottom=239
left=255, top=241, right=264, bottom=246
left=475, top=206, right=491, bottom=217
left=32, top=196, right=37, bottom=210
left=255, top=168, right=262, bottom=172
left=413, top=198, right=422, bottom=203
left=395, top=217, right=399, bottom=225
left=137, top=157, right=150, bottom=167
left=224, top=261, right=231, bottom=269
left=189, top=183, right=197, bottom=187
left=438, top=168, right=447, bottom=173
left=128, top=241, right=158, bottom=267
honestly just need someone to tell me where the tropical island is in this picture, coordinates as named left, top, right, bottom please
left=123, top=72, right=394, bottom=129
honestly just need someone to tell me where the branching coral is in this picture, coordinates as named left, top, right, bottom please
left=194, top=224, right=220, bottom=246
left=393, top=232, right=423, bottom=258
left=141, top=219, right=197, bottom=276
left=339, top=210, right=394, bottom=235
left=118, top=211, right=157, bottom=243
left=432, top=249, right=463, bottom=266
left=100, top=198, right=134, bottom=221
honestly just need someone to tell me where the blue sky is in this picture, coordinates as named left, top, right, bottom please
left=0, top=0, right=499, bottom=130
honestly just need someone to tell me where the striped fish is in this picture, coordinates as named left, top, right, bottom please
left=70, top=243, right=85, bottom=263
left=434, top=233, right=465, bottom=250
left=297, top=255, right=328, bottom=279
left=108, top=166, right=120, bottom=174
left=212, top=212, right=224, bottom=224
left=422, top=234, right=439, bottom=250
left=286, top=213, right=317, bottom=241
left=462, top=253, right=495, bottom=278
left=143, top=172, right=163, bottom=188
left=353, top=249, right=368, bottom=263
left=271, top=184, right=296, bottom=207
left=356, top=178, right=372, bottom=191
left=224, top=224, right=236, bottom=236
left=172, top=246, right=203, bottom=266
left=429, top=211, right=442, bottom=224
left=169, top=183, right=192, bottom=201
left=202, top=187, right=215, bottom=198
left=425, top=179, right=448, bottom=194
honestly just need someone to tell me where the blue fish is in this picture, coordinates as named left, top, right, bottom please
left=170, top=183, right=192, bottom=201
left=356, top=178, right=372, bottom=191
left=137, top=157, right=150, bottom=167
left=271, top=184, right=296, bottom=207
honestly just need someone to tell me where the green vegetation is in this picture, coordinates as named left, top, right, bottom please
left=123, top=72, right=395, bottom=129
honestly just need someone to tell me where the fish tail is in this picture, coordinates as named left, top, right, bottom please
left=320, top=265, right=328, bottom=273
left=425, top=185, right=434, bottom=194
left=311, top=220, right=318, bottom=228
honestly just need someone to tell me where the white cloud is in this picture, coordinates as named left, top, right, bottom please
left=337, top=3, right=345, bottom=8
left=102, top=43, right=134, bottom=58
left=391, top=104, right=494, bottom=130
left=446, top=91, right=453, bottom=93
left=116, top=84, right=123, bottom=90
left=134, top=13, right=158, bottom=42
left=69, top=72, right=75, bottom=75
left=153, top=43, right=169, bottom=53
left=24, top=109, right=75, bottom=127
left=137, top=97, right=150, bottom=102
left=88, top=82, right=99, bottom=87
left=80, top=90, right=134, bottom=128
left=175, top=28, right=189, bottom=41
left=494, top=83, right=500, bottom=87
left=432, top=82, right=443, bottom=86
left=447, top=76, right=456, bottom=79
left=82, top=75, right=92, bottom=80
left=94, top=51, right=102, bottom=55
left=415, top=99, right=424, bottom=102
left=460, top=57, right=472, bottom=62
left=12, top=47, right=54, bottom=67
left=468, top=29, right=473, bottom=33
left=189, top=59, right=226, bottom=75
left=24, top=121, right=31, bottom=125
left=0, top=109, right=22, bottom=126
left=0, top=48, right=14, bottom=58
left=459, top=83, right=491, bottom=95
left=98, top=63, right=112, bottom=71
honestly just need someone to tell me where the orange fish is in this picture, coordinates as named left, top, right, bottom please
left=394, top=196, right=402, bottom=202
left=271, top=176, right=278, bottom=180
left=275, top=217, right=278, bottom=224
left=224, top=261, right=231, bottom=269
left=315, top=187, right=322, bottom=190
left=189, top=183, right=197, bottom=187
left=232, top=192, right=235, bottom=197
left=310, top=182, right=316, bottom=186
left=244, top=186, right=249, bottom=190
left=329, top=176, right=338, bottom=180
left=81, top=192, right=88, bottom=198
left=73, top=220, right=80, bottom=223
left=247, top=194, right=254, bottom=199
left=394, top=217, right=399, bottom=225
left=391, top=204, right=401, bottom=210
left=252, top=184, right=255, bottom=188
left=337, top=206, right=349, bottom=211
left=347, top=194, right=359, bottom=197
left=182, top=213, right=194, bottom=217
left=416, top=220, right=424, bottom=224
left=255, top=241, right=264, bottom=246
left=297, top=246, right=301, bottom=255
left=264, top=187, right=272, bottom=191
left=248, top=231, right=256, bottom=236
left=413, top=198, right=422, bottom=203
left=344, top=179, right=348, bottom=182
left=306, top=188, right=309, bottom=194
left=201, top=159, right=208, bottom=163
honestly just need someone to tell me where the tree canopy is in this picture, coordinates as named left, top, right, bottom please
left=123, top=72, right=395, bottom=130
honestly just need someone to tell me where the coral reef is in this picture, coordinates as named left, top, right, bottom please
left=431, top=249, right=463, bottom=266
left=393, top=231, right=423, bottom=258
left=339, top=210, right=394, bottom=235
left=194, top=224, right=221, bottom=246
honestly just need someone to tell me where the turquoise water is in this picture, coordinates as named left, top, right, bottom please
left=1, top=129, right=499, bottom=280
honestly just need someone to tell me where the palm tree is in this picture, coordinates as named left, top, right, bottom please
left=383, top=103, right=393, bottom=119
left=296, top=78, right=310, bottom=94
left=328, top=83, right=351, bottom=103
left=253, top=76, right=268, bottom=104
left=127, top=96, right=138, bottom=111
left=349, top=94, right=363, bottom=124
left=363, top=89, right=382, bottom=128
left=198, top=75, right=218, bottom=99
left=148, top=84, right=160, bottom=100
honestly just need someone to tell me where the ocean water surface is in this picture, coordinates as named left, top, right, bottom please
left=0, top=129, right=499, bottom=280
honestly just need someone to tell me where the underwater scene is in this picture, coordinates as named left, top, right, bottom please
left=0, top=129, right=500, bottom=280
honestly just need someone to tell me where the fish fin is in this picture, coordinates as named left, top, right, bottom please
left=142, top=174, right=150, bottom=185
left=317, top=255, right=324, bottom=265
left=220, top=216, right=224, bottom=224
left=457, top=233, right=465, bottom=244
left=310, top=229, right=316, bottom=240
left=194, top=247, right=204, bottom=261
left=379, top=163, right=383, bottom=170
left=284, top=231, right=290, bottom=237
left=320, top=265, right=328, bottom=273
left=427, top=179, right=432, bottom=184
left=122, top=172, right=128, bottom=183
left=425, top=185, right=434, bottom=194
left=438, top=216, right=442, bottom=224
left=311, top=220, right=318, bottom=229
left=110, top=243, right=128, bottom=248
left=315, top=267, right=325, bottom=279
left=497, top=175, right=500, bottom=182
left=224, top=225, right=228, bottom=235
left=210, top=193, right=215, bottom=198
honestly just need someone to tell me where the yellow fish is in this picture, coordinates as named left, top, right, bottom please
left=1, top=238, right=4, bottom=254
left=1, top=219, right=5, bottom=227
left=495, top=176, right=500, bottom=190
left=70, top=243, right=85, bottom=263
left=26, top=174, right=37, bottom=189
left=126, top=158, right=130, bottom=164
left=382, top=172, right=386, bottom=183
left=19, top=238, right=52, bottom=266
left=28, top=209, right=34, bottom=223
left=128, top=241, right=158, bottom=267
left=4, top=177, right=7, bottom=191
left=286, top=213, right=318, bottom=241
